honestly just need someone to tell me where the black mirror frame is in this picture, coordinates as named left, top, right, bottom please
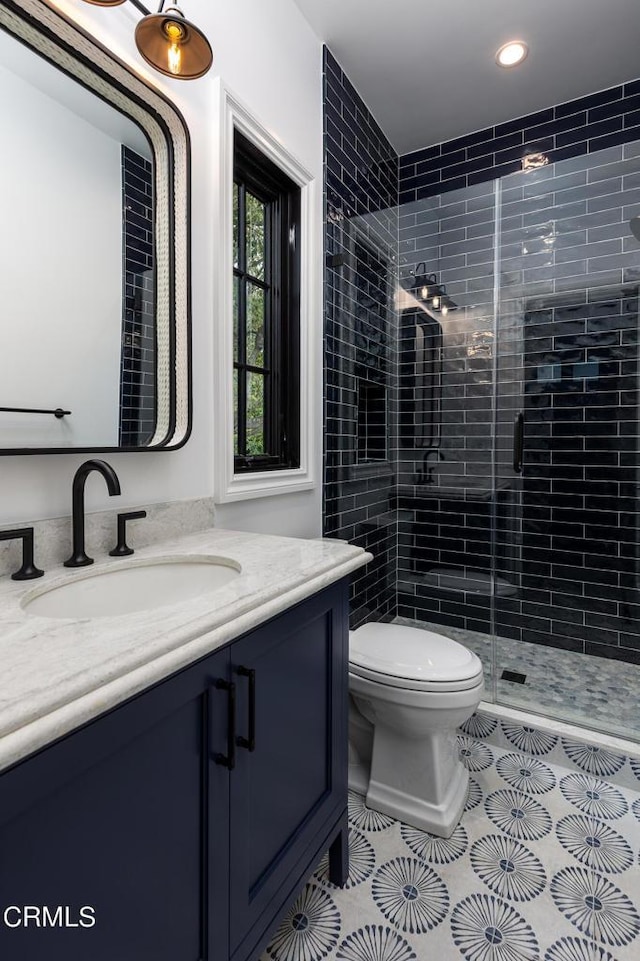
left=0, top=0, right=192, bottom=454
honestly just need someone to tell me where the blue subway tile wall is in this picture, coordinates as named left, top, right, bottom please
left=397, top=140, right=640, bottom=663
left=324, top=55, right=640, bottom=664
left=495, top=146, right=640, bottom=664
left=323, top=47, right=399, bottom=627
left=396, top=176, right=498, bottom=637
left=399, top=80, right=640, bottom=204
left=120, top=145, right=155, bottom=447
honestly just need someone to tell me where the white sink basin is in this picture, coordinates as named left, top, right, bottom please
left=22, top=556, right=241, bottom=619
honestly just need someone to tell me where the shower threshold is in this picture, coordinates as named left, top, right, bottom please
left=395, top=615, right=640, bottom=744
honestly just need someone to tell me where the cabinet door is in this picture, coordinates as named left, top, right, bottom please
left=226, top=582, right=348, bottom=961
left=0, top=646, right=230, bottom=961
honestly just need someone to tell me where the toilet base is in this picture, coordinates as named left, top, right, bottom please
left=349, top=696, right=374, bottom=796
left=349, top=756, right=370, bottom=796
left=366, top=758, right=469, bottom=838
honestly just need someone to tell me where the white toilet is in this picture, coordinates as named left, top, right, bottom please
left=348, top=622, right=484, bottom=838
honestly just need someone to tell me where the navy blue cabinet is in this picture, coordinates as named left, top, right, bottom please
left=0, top=644, right=221, bottom=960
left=226, top=586, right=349, bottom=961
left=0, top=580, right=349, bottom=961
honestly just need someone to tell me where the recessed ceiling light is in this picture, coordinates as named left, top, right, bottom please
left=496, top=41, right=529, bottom=68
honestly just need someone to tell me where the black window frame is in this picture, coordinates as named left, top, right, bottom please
left=233, top=131, right=301, bottom=473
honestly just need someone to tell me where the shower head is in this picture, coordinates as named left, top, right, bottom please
left=631, top=215, right=640, bottom=242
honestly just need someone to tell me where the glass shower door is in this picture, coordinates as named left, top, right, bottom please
left=396, top=182, right=499, bottom=696
left=493, top=142, right=640, bottom=741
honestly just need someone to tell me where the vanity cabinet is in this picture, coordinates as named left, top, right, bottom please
left=0, top=580, right=349, bottom=961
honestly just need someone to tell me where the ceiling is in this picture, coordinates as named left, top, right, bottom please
left=292, top=0, right=640, bottom=155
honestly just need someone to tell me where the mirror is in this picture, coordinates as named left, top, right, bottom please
left=0, top=0, right=191, bottom=453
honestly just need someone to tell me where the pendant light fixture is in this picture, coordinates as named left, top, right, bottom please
left=411, top=264, right=457, bottom=315
left=81, top=0, right=212, bottom=80
left=135, top=2, right=213, bottom=79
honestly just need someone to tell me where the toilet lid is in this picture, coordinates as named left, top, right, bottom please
left=349, top=622, right=483, bottom=685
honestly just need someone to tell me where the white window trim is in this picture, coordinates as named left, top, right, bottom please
left=212, top=79, right=317, bottom=503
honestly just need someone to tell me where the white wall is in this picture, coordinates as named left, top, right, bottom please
left=0, top=0, right=323, bottom=539
left=0, top=61, right=121, bottom=449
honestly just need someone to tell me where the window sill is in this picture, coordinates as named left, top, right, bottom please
left=215, top=466, right=315, bottom=504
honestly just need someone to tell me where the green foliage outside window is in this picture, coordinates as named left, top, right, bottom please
left=233, top=130, right=299, bottom=473
left=233, top=186, right=267, bottom=456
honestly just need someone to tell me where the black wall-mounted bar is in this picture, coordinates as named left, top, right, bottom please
left=0, top=407, right=71, bottom=419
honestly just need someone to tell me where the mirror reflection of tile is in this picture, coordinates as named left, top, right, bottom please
left=120, top=145, right=155, bottom=448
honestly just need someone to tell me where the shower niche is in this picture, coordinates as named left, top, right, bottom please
left=356, top=378, right=387, bottom=464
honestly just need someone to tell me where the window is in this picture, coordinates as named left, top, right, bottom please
left=232, top=132, right=301, bottom=473
left=212, top=82, right=316, bottom=503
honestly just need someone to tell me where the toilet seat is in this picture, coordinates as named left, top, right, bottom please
left=349, top=622, right=484, bottom=693
left=350, top=662, right=484, bottom=693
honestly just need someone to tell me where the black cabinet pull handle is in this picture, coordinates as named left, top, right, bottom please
left=212, top=679, right=236, bottom=770
left=236, top=666, right=256, bottom=752
left=513, top=412, right=524, bottom=474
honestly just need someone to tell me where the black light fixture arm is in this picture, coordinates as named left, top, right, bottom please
left=127, top=1, right=186, bottom=15
left=128, top=0, right=152, bottom=14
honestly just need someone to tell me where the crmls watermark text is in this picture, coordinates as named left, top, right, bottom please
left=2, top=906, right=96, bottom=928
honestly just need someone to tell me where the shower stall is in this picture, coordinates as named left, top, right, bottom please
left=395, top=139, right=640, bottom=741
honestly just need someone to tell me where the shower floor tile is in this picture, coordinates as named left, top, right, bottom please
left=394, top=616, right=640, bottom=743
left=262, top=741, right=640, bottom=961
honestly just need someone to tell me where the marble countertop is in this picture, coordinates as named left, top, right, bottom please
left=0, top=528, right=370, bottom=773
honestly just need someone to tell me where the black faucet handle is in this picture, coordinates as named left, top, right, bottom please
left=0, top=528, right=44, bottom=580
left=110, top=511, right=147, bottom=558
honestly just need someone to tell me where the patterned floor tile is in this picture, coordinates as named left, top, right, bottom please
left=400, top=822, right=469, bottom=866
left=261, top=739, right=640, bottom=961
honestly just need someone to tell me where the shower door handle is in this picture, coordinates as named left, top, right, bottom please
left=513, top=413, right=524, bottom=474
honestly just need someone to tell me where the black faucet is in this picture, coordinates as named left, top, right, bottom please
left=0, top=528, right=44, bottom=580
left=415, top=448, right=445, bottom=485
left=64, top=460, right=121, bottom=568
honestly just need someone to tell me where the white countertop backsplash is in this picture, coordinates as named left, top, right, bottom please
left=0, top=518, right=370, bottom=774
left=0, top=496, right=218, bottom=577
